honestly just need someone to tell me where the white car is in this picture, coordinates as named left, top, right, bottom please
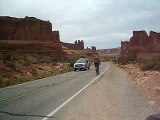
left=74, top=58, right=90, bottom=71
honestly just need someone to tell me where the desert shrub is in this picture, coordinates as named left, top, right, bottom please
left=0, top=78, right=12, bottom=87
left=141, top=60, right=156, bottom=71
left=18, top=56, right=31, bottom=66
left=111, top=57, right=118, bottom=63
left=39, top=57, right=62, bottom=63
left=126, top=54, right=137, bottom=62
left=39, top=57, right=53, bottom=63
left=52, top=57, right=60, bottom=62
left=117, top=56, right=129, bottom=65
left=2, top=52, right=12, bottom=64
left=69, top=61, right=75, bottom=67
left=31, top=68, right=38, bottom=76
left=71, top=58, right=78, bottom=67
left=136, top=57, right=144, bottom=64
left=140, top=56, right=160, bottom=71
left=153, top=63, right=160, bottom=70
left=112, top=54, right=137, bottom=65
left=32, top=54, right=41, bottom=59
left=21, top=60, right=31, bottom=66
left=1, top=52, right=17, bottom=69
left=5, top=61, right=16, bottom=70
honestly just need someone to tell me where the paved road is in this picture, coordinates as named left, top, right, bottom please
left=0, top=62, right=159, bottom=120
left=0, top=63, right=108, bottom=120
left=54, top=63, right=160, bottom=120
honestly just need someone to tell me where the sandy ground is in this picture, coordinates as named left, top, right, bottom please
left=55, top=63, right=160, bottom=120
left=123, top=63, right=160, bottom=103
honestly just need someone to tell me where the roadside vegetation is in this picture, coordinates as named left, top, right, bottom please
left=0, top=53, right=78, bottom=88
left=112, top=54, right=160, bottom=71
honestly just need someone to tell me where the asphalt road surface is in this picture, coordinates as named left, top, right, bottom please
left=0, top=62, right=159, bottom=120
left=0, top=63, right=108, bottom=120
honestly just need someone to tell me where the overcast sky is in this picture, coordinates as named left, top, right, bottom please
left=0, top=0, right=160, bottom=49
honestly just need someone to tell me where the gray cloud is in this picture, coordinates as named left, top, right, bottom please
left=0, top=0, right=160, bottom=49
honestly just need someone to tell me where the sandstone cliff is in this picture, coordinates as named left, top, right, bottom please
left=0, top=16, right=63, bottom=56
left=0, top=16, right=59, bottom=41
left=121, top=30, right=160, bottom=55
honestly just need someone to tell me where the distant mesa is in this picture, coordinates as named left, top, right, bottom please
left=85, top=46, right=98, bottom=56
left=62, top=40, right=84, bottom=50
left=121, top=30, right=160, bottom=55
left=97, top=47, right=120, bottom=55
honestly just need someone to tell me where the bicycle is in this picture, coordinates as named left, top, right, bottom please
left=95, top=65, right=99, bottom=75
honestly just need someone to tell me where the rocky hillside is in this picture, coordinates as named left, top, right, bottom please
left=123, top=63, right=160, bottom=104
left=0, top=53, right=73, bottom=88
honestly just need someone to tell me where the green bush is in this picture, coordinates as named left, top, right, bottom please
left=127, top=54, right=137, bottom=61
left=117, top=56, right=129, bottom=65
left=1, top=52, right=17, bottom=69
left=31, top=69, right=38, bottom=76
left=39, top=57, right=61, bottom=63
left=32, top=54, right=41, bottom=59
left=68, top=58, right=77, bottom=67
left=112, top=54, right=137, bottom=65
left=16, top=56, right=31, bottom=66
left=5, top=61, right=16, bottom=70
left=2, top=52, right=11, bottom=64
left=136, top=57, right=144, bottom=64
left=39, top=57, right=53, bottom=63
left=154, top=63, right=160, bottom=70
left=21, top=60, right=31, bottom=66
left=140, top=56, right=160, bottom=71
left=112, top=57, right=117, bottom=63
left=69, top=61, right=75, bottom=67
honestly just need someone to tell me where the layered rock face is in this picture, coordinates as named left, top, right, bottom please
left=62, top=40, right=84, bottom=50
left=148, top=31, right=160, bottom=52
left=121, top=41, right=129, bottom=54
left=0, top=17, right=20, bottom=40
left=121, top=30, right=160, bottom=54
left=0, top=16, right=63, bottom=56
left=130, top=31, right=148, bottom=47
left=85, top=46, right=98, bottom=56
left=0, top=16, right=60, bottom=41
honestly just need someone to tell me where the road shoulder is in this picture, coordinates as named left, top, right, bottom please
left=55, top=62, right=159, bottom=120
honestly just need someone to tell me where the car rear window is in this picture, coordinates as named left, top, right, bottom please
left=76, top=59, right=85, bottom=63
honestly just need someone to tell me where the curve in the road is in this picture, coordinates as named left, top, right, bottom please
left=42, top=63, right=110, bottom=120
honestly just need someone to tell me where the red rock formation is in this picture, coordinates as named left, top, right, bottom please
left=91, top=46, right=98, bottom=55
left=121, top=30, right=160, bottom=55
left=62, top=40, right=84, bottom=50
left=0, top=16, right=57, bottom=41
left=0, top=16, right=64, bottom=56
left=85, top=46, right=98, bottom=57
left=0, top=16, right=20, bottom=40
left=129, top=31, right=149, bottom=53
left=121, top=41, right=129, bottom=54
left=130, top=31, right=148, bottom=47
left=148, top=31, right=160, bottom=52
left=97, top=47, right=120, bottom=54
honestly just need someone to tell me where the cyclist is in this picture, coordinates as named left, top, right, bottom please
left=94, top=56, right=100, bottom=75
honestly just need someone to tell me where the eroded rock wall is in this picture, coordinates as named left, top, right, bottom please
left=0, top=16, right=63, bottom=56
left=121, top=30, right=160, bottom=55
left=0, top=16, right=55, bottom=41
left=62, top=40, right=84, bottom=50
